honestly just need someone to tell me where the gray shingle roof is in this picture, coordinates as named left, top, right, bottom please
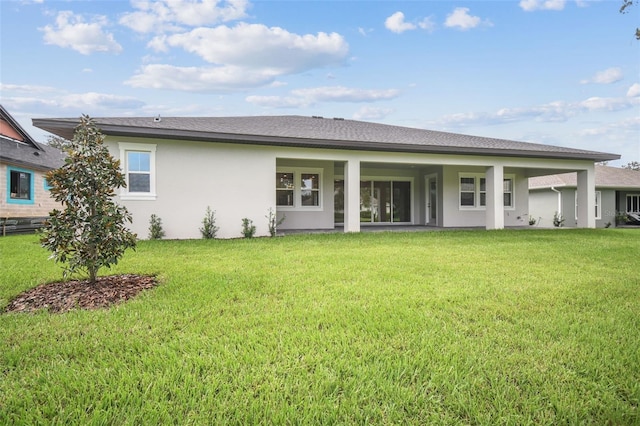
left=32, top=115, right=619, bottom=161
left=0, top=136, right=66, bottom=170
left=529, top=165, right=640, bottom=189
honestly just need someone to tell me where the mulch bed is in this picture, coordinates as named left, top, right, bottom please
left=3, top=274, right=158, bottom=314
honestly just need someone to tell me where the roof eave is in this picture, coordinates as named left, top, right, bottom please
left=32, top=119, right=620, bottom=162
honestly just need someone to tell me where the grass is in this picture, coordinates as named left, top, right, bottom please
left=1, top=229, right=639, bottom=425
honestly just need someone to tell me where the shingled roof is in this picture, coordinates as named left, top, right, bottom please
left=529, top=165, right=640, bottom=189
left=0, top=105, right=65, bottom=170
left=32, top=115, right=619, bottom=162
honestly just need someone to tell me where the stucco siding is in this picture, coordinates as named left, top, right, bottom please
left=528, top=188, right=559, bottom=228
left=107, top=137, right=275, bottom=239
left=442, top=165, right=530, bottom=227
left=276, top=159, right=335, bottom=230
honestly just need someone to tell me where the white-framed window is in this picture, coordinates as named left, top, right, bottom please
left=459, top=173, right=514, bottom=209
left=119, top=143, right=157, bottom=200
left=627, top=194, right=640, bottom=213
left=575, top=190, right=602, bottom=220
left=276, top=168, right=322, bottom=210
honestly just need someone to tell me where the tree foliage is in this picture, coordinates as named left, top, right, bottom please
left=623, top=161, right=640, bottom=171
left=40, top=115, right=137, bottom=284
left=620, top=0, right=640, bottom=40
left=46, top=135, right=72, bottom=150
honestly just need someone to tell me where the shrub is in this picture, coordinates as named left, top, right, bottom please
left=553, top=211, right=565, bottom=228
left=40, top=115, right=137, bottom=284
left=241, top=218, right=256, bottom=238
left=266, top=208, right=285, bottom=237
left=148, top=214, right=165, bottom=240
left=200, top=206, right=219, bottom=239
left=528, top=216, right=537, bottom=226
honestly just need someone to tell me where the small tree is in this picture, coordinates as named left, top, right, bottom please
left=46, top=134, right=72, bottom=150
left=266, top=208, right=285, bottom=237
left=623, top=161, right=640, bottom=171
left=200, top=206, right=219, bottom=239
left=148, top=214, right=165, bottom=240
left=40, top=115, right=137, bottom=284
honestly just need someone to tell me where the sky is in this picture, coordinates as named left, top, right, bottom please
left=1, top=0, right=639, bottom=165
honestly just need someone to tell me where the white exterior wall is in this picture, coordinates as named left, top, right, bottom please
left=441, top=165, right=530, bottom=227
left=528, top=188, right=561, bottom=228
left=107, top=137, right=275, bottom=239
left=105, top=136, right=599, bottom=238
left=276, top=159, right=334, bottom=230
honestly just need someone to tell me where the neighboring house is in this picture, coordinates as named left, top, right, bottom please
left=33, top=115, right=619, bottom=239
left=529, top=165, right=640, bottom=228
left=0, top=105, right=65, bottom=234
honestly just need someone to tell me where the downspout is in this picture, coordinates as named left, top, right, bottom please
left=551, top=186, right=561, bottom=217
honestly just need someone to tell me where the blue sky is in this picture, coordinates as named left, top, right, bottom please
left=1, top=0, right=638, bottom=164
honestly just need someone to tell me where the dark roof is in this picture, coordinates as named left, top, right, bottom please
left=0, top=136, right=66, bottom=171
left=32, top=115, right=619, bottom=161
left=529, top=165, right=640, bottom=190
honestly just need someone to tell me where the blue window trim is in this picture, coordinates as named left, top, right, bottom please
left=7, top=166, right=35, bottom=205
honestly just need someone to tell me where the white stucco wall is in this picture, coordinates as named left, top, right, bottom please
left=107, top=137, right=276, bottom=239
left=275, top=159, right=335, bottom=230
left=441, top=165, right=530, bottom=228
left=104, top=135, right=599, bottom=238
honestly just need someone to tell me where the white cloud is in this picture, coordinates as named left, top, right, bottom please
left=444, top=8, right=491, bottom=31
left=352, top=106, right=395, bottom=121
left=134, top=23, right=349, bottom=91
left=126, top=64, right=278, bottom=92
left=438, top=95, right=640, bottom=127
left=149, top=23, right=348, bottom=74
left=41, top=11, right=122, bottom=55
left=245, top=86, right=400, bottom=108
left=58, top=93, right=145, bottom=109
left=385, top=12, right=416, bottom=33
left=519, top=0, right=566, bottom=11
left=0, top=83, right=61, bottom=94
left=358, top=27, right=373, bottom=37
left=120, top=0, right=249, bottom=33
left=418, top=17, right=436, bottom=32
left=291, top=86, right=399, bottom=103
left=245, top=96, right=310, bottom=108
left=580, top=67, right=624, bottom=84
left=626, top=83, right=640, bottom=97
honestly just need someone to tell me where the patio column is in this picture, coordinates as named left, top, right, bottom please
left=486, top=165, right=504, bottom=230
left=344, top=159, right=360, bottom=233
left=576, top=168, right=596, bottom=228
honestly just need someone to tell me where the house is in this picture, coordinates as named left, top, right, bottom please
left=0, top=105, right=65, bottom=234
left=32, top=115, right=619, bottom=239
left=529, top=165, right=640, bottom=228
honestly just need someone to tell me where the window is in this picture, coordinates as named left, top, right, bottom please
left=7, top=167, right=34, bottom=204
left=459, top=174, right=514, bottom=209
left=275, top=168, right=322, bottom=209
left=276, top=172, right=294, bottom=206
left=301, top=173, right=320, bottom=206
left=626, top=194, right=640, bottom=213
left=460, top=177, right=475, bottom=207
left=575, top=191, right=602, bottom=220
left=119, top=143, right=156, bottom=200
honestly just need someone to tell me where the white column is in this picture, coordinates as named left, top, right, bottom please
left=576, top=168, right=596, bottom=228
left=344, top=159, right=360, bottom=233
left=486, top=165, right=504, bottom=230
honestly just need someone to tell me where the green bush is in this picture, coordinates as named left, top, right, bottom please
left=241, top=218, right=256, bottom=238
left=148, top=214, right=165, bottom=240
left=200, top=206, right=219, bottom=239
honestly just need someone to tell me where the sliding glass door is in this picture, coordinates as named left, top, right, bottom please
left=361, top=180, right=411, bottom=223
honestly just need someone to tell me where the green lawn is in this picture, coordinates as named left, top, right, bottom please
left=1, top=229, right=639, bottom=425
